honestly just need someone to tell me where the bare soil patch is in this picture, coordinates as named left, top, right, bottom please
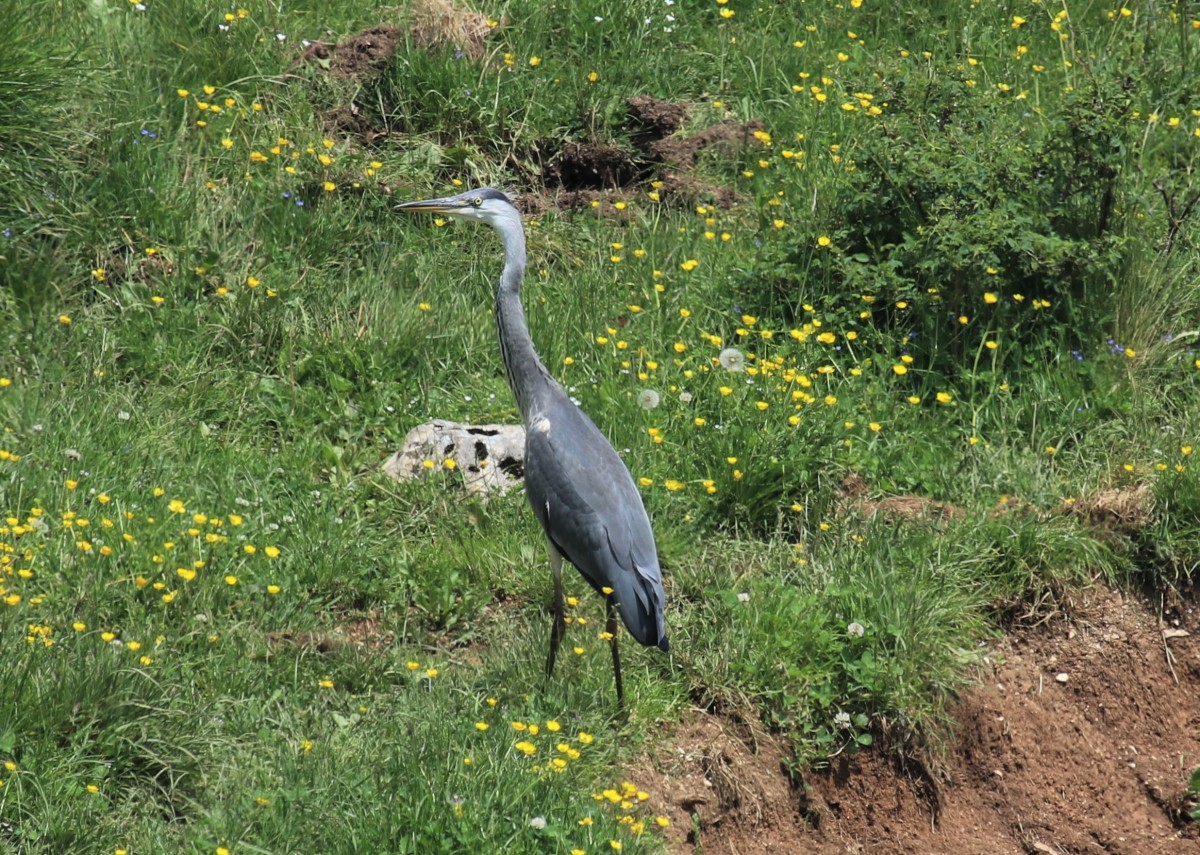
left=327, top=25, right=401, bottom=77
left=639, top=587, right=1200, bottom=854
left=266, top=614, right=394, bottom=653
left=834, top=472, right=967, bottom=525
left=544, top=142, right=643, bottom=192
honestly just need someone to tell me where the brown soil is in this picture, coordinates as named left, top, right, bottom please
left=834, top=472, right=967, bottom=525
left=536, top=103, right=758, bottom=210
left=266, top=614, right=394, bottom=653
left=640, top=587, right=1200, bottom=854
left=627, top=95, right=689, bottom=141
left=647, top=118, right=765, bottom=170
left=544, top=142, right=643, bottom=192
left=317, top=25, right=402, bottom=78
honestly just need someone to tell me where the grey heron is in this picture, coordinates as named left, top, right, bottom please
left=396, top=188, right=669, bottom=707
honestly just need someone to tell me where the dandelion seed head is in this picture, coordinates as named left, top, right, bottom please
left=718, top=348, right=745, bottom=372
left=637, top=389, right=661, bottom=409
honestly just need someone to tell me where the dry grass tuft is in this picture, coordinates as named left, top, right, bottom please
left=409, top=0, right=501, bottom=61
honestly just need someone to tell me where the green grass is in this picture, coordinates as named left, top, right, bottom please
left=3, top=0, right=1200, bottom=851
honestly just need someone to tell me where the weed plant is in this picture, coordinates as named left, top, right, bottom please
left=1, top=0, right=1199, bottom=852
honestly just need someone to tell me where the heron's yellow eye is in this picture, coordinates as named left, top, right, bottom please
left=471, top=197, right=483, bottom=207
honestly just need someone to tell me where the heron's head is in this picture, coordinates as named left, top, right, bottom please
left=395, top=187, right=518, bottom=229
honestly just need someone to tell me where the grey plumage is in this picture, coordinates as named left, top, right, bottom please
left=396, top=188, right=668, bottom=704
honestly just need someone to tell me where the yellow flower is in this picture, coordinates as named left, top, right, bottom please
left=936, top=391, right=953, bottom=404
left=267, top=584, right=281, bottom=595
left=817, top=235, right=831, bottom=247
left=983, top=292, right=998, bottom=304
left=680, top=259, right=698, bottom=271
left=529, top=56, right=541, bottom=67
left=264, top=546, right=281, bottom=558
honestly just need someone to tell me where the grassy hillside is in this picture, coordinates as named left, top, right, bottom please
left=1, top=0, right=1199, bottom=851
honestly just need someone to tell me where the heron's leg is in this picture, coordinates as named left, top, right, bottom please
left=545, top=543, right=566, bottom=678
left=607, top=601, right=625, bottom=709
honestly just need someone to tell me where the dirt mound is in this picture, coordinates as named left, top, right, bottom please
left=536, top=98, right=761, bottom=209
left=640, top=587, right=1200, bottom=853
left=544, top=142, right=643, bottom=191
left=324, top=25, right=401, bottom=77
left=627, top=95, right=689, bottom=141
left=648, top=118, right=765, bottom=169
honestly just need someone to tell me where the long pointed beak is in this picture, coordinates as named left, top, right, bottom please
left=394, top=196, right=465, bottom=214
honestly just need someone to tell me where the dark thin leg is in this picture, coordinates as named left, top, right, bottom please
left=545, top=545, right=566, bottom=677
left=607, top=601, right=624, bottom=709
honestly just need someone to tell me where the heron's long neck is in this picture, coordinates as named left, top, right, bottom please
left=493, top=229, right=554, bottom=421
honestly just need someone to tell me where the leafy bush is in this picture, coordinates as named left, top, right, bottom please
left=740, top=60, right=1141, bottom=385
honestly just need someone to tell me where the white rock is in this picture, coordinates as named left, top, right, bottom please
left=383, top=420, right=526, bottom=497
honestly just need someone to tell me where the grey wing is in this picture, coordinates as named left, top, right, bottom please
left=523, top=406, right=668, bottom=651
